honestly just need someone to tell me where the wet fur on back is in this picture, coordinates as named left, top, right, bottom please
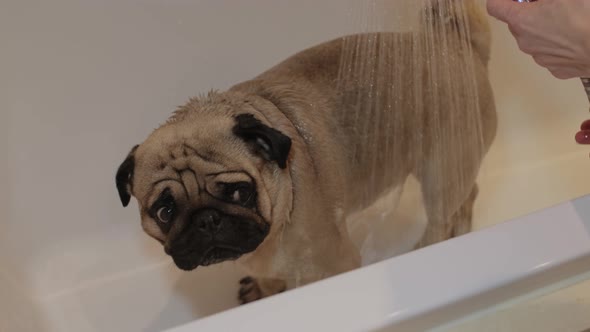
left=116, top=2, right=496, bottom=303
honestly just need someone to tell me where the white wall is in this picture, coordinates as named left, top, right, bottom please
left=2, top=0, right=588, bottom=278
left=1, top=0, right=362, bottom=265
left=2, top=1, right=590, bottom=331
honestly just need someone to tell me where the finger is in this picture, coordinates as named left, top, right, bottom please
left=532, top=55, right=569, bottom=67
left=487, top=0, right=522, bottom=22
left=548, top=67, right=579, bottom=80
left=531, top=55, right=584, bottom=79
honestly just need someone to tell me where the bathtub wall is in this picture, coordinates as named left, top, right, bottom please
left=0, top=0, right=360, bottom=283
left=2, top=1, right=590, bottom=331
left=0, top=1, right=360, bottom=331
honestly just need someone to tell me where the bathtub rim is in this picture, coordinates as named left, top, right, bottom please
left=163, top=194, right=590, bottom=332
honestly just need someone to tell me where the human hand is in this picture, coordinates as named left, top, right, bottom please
left=487, top=0, right=590, bottom=79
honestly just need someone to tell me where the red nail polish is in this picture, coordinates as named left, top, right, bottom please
left=575, top=130, right=590, bottom=144
left=581, top=119, right=590, bottom=131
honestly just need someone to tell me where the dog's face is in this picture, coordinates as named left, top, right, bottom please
left=116, top=96, right=292, bottom=270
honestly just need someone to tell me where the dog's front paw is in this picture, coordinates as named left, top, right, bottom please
left=238, top=276, right=287, bottom=304
left=238, top=276, right=262, bottom=304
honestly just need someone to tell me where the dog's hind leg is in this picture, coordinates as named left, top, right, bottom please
left=415, top=183, right=478, bottom=249
left=450, top=184, right=478, bottom=237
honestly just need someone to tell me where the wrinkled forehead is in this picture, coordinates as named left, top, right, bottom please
left=146, top=112, right=235, bottom=146
left=132, top=120, right=253, bottom=201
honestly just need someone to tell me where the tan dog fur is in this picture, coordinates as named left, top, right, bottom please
left=117, top=2, right=496, bottom=303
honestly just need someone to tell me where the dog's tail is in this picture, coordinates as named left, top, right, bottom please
left=423, top=0, right=492, bottom=64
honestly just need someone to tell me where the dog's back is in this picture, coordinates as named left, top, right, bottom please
left=231, top=1, right=496, bottom=214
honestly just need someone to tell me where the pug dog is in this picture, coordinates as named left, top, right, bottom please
left=116, top=1, right=496, bottom=304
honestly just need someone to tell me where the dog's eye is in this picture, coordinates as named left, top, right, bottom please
left=223, top=182, right=254, bottom=206
left=156, top=206, right=175, bottom=223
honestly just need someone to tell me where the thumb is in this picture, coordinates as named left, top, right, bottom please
left=486, top=0, right=523, bottom=23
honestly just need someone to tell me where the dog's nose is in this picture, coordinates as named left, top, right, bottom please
left=194, top=209, right=222, bottom=235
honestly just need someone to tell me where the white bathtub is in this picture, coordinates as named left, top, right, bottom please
left=2, top=1, right=590, bottom=331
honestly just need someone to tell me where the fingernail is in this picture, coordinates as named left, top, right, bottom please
left=581, top=119, right=590, bottom=131
left=575, top=130, right=590, bottom=144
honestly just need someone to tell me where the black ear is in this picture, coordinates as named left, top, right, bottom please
left=116, top=145, right=139, bottom=207
left=233, top=114, right=292, bottom=169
